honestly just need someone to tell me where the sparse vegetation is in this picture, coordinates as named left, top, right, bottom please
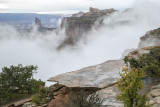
left=118, top=47, right=160, bottom=107
left=66, top=90, right=103, bottom=107
left=124, top=47, right=160, bottom=77
left=32, top=86, right=54, bottom=106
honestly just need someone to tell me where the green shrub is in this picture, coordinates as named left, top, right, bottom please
left=32, top=87, right=53, bottom=106
left=124, top=47, right=160, bottom=77
left=117, top=66, right=149, bottom=107
left=32, top=94, right=41, bottom=106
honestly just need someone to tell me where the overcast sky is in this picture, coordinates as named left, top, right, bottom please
left=0, top=0, right=159, bottom=14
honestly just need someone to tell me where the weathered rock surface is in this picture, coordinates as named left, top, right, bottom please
left=128, top=45, right=160, bottom=59
left=150, top=89, right=160, bottom=98
left=48, top=60, right=124, bottom=107
left=149, top=83, right=160, bottom=107
left=138, top=27, right=160, bottom=48
left=96, top=85, right=123, bottom=107
left=48, top=60, right=124, bottom=88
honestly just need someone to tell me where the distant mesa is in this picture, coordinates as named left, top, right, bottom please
left=33, top=17, right=56, bottom=32
left=35, top=17, right=42, bottom=27
left=71, top=7, right=116, bottom=18
left=83, top=7, right=116, bottom=17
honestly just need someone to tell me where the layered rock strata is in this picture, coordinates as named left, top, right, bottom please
left=58, top=7, right=116, bottom=48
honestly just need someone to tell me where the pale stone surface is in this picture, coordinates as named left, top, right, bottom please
left=96, top=85, right=123, bottom=107
left=48, top=60, right=124, bottom=88
left=152, top=84, right=160, bottom=90
left=138, top=27, right=160, bottom=49
left=150, top=89, right=160, bottom=98
left=149, top=83, right=160, bottom=107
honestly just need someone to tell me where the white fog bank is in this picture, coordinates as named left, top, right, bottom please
left=0, top=1, right=160, bottom=85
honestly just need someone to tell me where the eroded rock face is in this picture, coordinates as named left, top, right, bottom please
left=48, top=84, right=99, bottom=107
left=138, top=27, right=160, bottom=49
left=48, top=60, right=124, bottom=88
left=58, top=7, right=116, bottom=48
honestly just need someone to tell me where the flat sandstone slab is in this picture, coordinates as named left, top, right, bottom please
left=48, top=60, right=124, bottom=88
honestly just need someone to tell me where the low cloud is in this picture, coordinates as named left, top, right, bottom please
left=0, top=1, right=160, bottom=86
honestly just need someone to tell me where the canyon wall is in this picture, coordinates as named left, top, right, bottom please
left=58, top=7, right=116, bottom=48
left=138, top=27, right=160, bottom=48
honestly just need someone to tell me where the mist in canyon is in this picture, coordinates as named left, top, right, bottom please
left=0, top=1, right=160, bottom=86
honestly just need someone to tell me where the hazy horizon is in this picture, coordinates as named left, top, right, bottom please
left=0, top=0, right=159, bottom=14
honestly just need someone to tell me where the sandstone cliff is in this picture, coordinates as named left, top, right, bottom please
left=58, top=7, right=116, bottom=49
left=138, top=27, right=160, bottom=48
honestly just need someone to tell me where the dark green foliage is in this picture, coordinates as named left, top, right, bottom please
left=124, top=56, right=139, bottom=68
left=0, top=64, right=44, bottom=105
left=124, top=47, right=160, bottom=77
left=32, top=87, right=47, bottom=106
left=117, top=67, right=149, bottom=107
left=32, top=87, right=54, bottom=106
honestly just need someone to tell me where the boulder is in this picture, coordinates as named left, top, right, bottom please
left=48, top=60, right=124, bottom=88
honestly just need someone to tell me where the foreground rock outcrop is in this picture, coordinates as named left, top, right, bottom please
left=48, top=60, right=124, bottom=88
left=48, top=44, right=160, bottom=106
left=48, top=60, right=124, bottom=106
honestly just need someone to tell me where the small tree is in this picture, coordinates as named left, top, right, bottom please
left=117, top=66, right=148, bottom=107
left=124, top=47, right=160, bottom=77
left=0, top=64, right=44, bottom=104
